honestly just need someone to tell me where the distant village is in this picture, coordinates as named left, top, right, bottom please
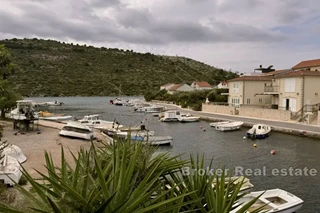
left=160, top=58, right=320, bottom=125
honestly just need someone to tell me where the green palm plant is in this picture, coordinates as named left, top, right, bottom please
left=0, top=139, right=265, bottom=213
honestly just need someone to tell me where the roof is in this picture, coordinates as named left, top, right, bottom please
left=193, top=81, right=211, bottom=87
left=168, top=84, right=183, bottom=91
left=275, top=70, right=320, bottom=78
left=261, top=69, right=292, bottom=76
left=227, top=76, right=272, bottom=82
left=292, top=58, right=320, bottom=69
left=161, top=83, right=174, bottom=87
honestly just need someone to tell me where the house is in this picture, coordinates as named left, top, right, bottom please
left=262, top=70, right=320, bottom=113
left=167, top=84, right=194, bottom=94
left=191, top=81, right=212, bottom=90
left=160, top=83, right=175, bottom=91
left=216, top=81, right=228, bottom=89
left=292, top=58, right=320, bottom=71
left=227, top=76, right=272, bottom=107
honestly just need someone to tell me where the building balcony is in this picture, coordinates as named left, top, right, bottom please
left=264, top=85, right=279, bottom=94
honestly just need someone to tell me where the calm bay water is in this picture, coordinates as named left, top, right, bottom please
left=30, top=96, right=320, bottom=212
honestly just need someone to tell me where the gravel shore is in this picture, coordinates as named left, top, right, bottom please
left=1, top=121, right=93, bottom=179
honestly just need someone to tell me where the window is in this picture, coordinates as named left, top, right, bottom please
left=259, top=98, right=262, bottom=103
left=233, top=83, right=239, bottom=93
left=285, top=78, right=295, bottom=92
left=247, top=98, right=250, bottom=104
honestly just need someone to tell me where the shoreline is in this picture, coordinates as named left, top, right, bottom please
left=152, top=101, right=320, bottom=140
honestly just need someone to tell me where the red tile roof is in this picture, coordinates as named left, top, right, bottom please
left=227, top=76, right=272, bottom=82
left=193, top=81, right=211, bottom=87
left=261, top=69, right=292, bottom=76
left=161, top=83, right=174, bottom=87
left=168, top=84, right=183, bottom=91
left=292, top=58, right=320, bottom=69
left=275, top=70, right=320, bottom=78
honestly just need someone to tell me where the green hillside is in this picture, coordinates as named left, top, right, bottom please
left=1, top=38, right=238, bottom=96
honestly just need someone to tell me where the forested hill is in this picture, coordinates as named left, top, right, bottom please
left=2, top=38, right=238, bottom=96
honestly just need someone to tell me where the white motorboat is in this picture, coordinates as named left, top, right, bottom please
left=59, top=121, right=94, bottom=140
left=209, top=121, right=230, bottom=127
left=78, top=114, right=120, bottom=128
left=9, top=100, right=38, bottom=120
left=230, top=188, right=304, bottom=213
left=0, top=155, right=22, bottom=186
left=0, top=141, right=27, bottom=163
left=178, top=113, right=200, bottom=122
left=159, top=111, right=181, bottom=122
left=247, top=124, right=271, bottom=139
left=37, top=100, right=64, bottom=106
left=115, top=130, right=155, bottom=139
left=113, top=98, right=124, bottom=106
left=129, top=135, right=172, bottom=146
left=104, top=124, right=149, bottom=137
left=215, top=121, right=244, bottom=131
left=135, top=105, right=166, bottom=113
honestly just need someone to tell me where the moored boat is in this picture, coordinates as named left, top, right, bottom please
left=209, top=121, right=230, bottom=127
left=159, top=111, right=181, bottom=122
left=59, top=121, right=94, bottom=140
left=230, top=188, right=304, bottom=213
left=215, top=121, right=243, bottom=131
left=178, top=113, right=200, bottom=122
left=129, top=135, right=172, bottom=146
left=247, top=124, right=271, bottom=139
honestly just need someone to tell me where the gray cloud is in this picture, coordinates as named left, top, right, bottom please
left=0, top=0, right=286, bottom=45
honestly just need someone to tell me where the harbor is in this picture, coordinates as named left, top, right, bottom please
left=1, top=96, right=318, bottom=211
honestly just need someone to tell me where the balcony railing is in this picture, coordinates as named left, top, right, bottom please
left=264, top=85, right=279, bottom=93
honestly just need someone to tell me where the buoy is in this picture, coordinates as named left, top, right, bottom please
left=200, top=125, right=203, bottom=129
left=243, top=136, right=246, bottom=139
left=203, top=129, right=206, bottom=132
left=271, top=150, right=276, bottom=155
left=253, top=144, right=257, bottom=147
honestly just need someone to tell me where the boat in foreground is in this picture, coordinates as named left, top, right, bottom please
left=215, top=121, right=244, bottom=131
left=59, top=121, right=94, bottom=140
left=247, top=124, right=271, bottom=139
left=211, top=176, right=254, bottom=194
left=230, top=188, right=304, bottom=213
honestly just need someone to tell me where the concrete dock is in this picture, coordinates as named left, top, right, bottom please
left=156, top=103, right=320, bottom=139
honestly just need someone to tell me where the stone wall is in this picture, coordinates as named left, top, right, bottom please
left=239, top=106, right=291, bottom=121
left=202, top=104, right=235, bottom=115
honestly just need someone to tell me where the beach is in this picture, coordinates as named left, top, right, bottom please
left=0, top=121, right=93, bottom=179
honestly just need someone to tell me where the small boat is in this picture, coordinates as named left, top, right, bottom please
left=178, top=114, right=200, bottom=122
left=247, top=124, right=271, bottom=139
left=159, top=111, right=181, bottom=122
left=230, top=188, right=304, bottom=213
left=37, top=100, right=64, bottom=106
left=215, top=121, right=243, bottom=131
left=103, top=124, right=149, bottom=137
left=115, top=130, right=155, bottom=139
left=135, top=105, right=166, bottom=113
left=113, top=98, right=124, bottom=106
left=212, top=176, right=254, bottom=195
left=0, top=141, right=27, bottom=163
left=78, top=114, right=120, bottom=128
left=0, top=155, right=22, bottom=186
left=209, top=121, right=230, bottom=127
left=59, top=121, right=94, bottom=140
left=130, top=135, right=172, bottom=146
left=37, top=111, right=72, bottom=121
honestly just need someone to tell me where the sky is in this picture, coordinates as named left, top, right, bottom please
left=0, top=0, right=319, bottom=73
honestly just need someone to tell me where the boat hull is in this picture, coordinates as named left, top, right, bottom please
left=59, top=130, right=94, bottom=140
left=130, top=136, right=172, bottom=146
left=216, top=125, right=241, bottom=131
left=179, top=117, right=200, bottom=122
left=247, top=133, right=269, bottom=139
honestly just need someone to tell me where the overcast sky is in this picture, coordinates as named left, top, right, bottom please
left=1, top=0, right=319, bottom=72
